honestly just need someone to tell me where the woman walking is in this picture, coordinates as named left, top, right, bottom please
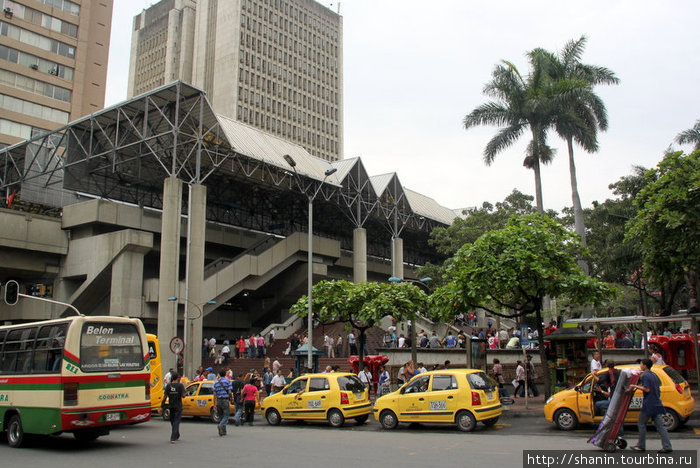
left=241, top=377, right=260, bottom=426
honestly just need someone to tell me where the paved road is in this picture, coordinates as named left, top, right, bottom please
left=0, top=414, right=697, bottom=467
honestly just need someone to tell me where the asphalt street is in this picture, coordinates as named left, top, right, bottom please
left=0, top=412, right=697, bottom=468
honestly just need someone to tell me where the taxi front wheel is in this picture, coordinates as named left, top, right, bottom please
left=455, top=410, right=477, bottom=432
left=210, top=407, right=221, bottom=424
left=379, top=410, right=398, bottom=430
left=327, top=409, right=345, bottom=427
left=554, top=408, right=578, bottom=431
left=266, top=409, right=281, bottom=426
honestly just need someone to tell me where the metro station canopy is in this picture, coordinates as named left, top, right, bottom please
left=0, top=81, right=457, bottom=265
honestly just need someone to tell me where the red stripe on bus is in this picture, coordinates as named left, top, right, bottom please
left=64, top=350, right=79, bottom=363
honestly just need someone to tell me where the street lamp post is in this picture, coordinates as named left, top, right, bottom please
left=388, top=276, right=432, bottom=364
left=283, top=154, right=337, bottom=370
left=168, top=296, right=216, bottom=378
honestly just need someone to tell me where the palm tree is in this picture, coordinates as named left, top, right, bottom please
left=549, top=36, right=619, bottom=253
left=675, top=119, right=700, bottom=150
left=464, top=49, right=585, bottom=212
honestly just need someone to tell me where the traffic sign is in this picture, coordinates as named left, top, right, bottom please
left=169, top=336, right=185, bottom=354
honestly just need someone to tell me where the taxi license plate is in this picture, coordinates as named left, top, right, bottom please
left=629, top=396, right=643, bottom=410
left=105, top=412, right=121, bottom=422
left=487, top=392, right=493, bottom=400
left=355, top=393, right=364, bottom=400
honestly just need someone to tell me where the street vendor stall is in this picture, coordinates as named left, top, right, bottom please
left=546, top=324, right=590, bottom=394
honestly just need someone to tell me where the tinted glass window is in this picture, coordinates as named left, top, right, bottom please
left=432, top=375, right=457, bottom=391
left=285, top=378, right=307, bottom=394
left=662, top=367, right=686, bottom=385
left=199, top=383, right=213, bottom=396
left=80, top=322, right=143, bottom=372
left=403, top=375, right=430, bottom=394
left=32, top=323, right=67, bottom=373
left=337, top=375, right=365, bottom=393
left=308, top=377, right=329, bottom=392
left=467, top=372, right=495, bottom=391
left=0, top=327, right=37, bottom=374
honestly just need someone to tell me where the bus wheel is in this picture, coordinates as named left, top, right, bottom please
left=74, top=431, right=99, bottom=442
left=7, top=414, right=25, bottom=448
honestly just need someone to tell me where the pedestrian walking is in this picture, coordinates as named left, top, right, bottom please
left=212, top=369, right=233, bottom=436
left=525, top=355, right=539, bottom=397
left=630, top=359, right=673, bottom=453
left=162, top=372, right=185, bottom=443
left=514, top=360, right=526, bottom=398
left=241, top=378, right=260, bottom=426
left=231, top=372, right=245, bottom=426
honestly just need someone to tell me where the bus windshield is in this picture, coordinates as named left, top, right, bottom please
left=80, top=322, right=144, bottom=372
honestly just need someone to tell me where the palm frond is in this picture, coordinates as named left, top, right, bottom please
left=674, top=119, right=700, bottom=150
left=483, top=124, right=525, bottom=165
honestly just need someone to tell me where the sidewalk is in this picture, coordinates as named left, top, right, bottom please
left=500, top=389, right=700, bottom=420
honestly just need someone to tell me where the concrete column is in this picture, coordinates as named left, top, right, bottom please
left=184, top=184, right=206, bottom=380
left=391, top=236, right=404, bottom=279
left=110, top=251, right=144, bottom=316
left=353, top=227, right=367, bottom=283
left=158, top=176, right=183, bottom=374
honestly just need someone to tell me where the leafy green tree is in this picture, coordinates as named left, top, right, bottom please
left=626, top=151, right=700, bottom=314
left=431, top=214, right=613, bottom=397
left=463, top=49, right=589, bottom=212
left=584, top=167, right=682, bottom=316
left=417, top=189, right=536, bottom=288
left=675, top=119, right=700, bottom=151
left=290, top=280, right=428, bottom=365
left=548, top=36, right=619, bottom=252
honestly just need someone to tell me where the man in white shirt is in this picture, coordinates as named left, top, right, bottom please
left=272, top=357, right=281, bottom=374
left=358, top=365, right=372, bottom=390
left=397, top=334, right=406, bottom=348
left=271, top=369, right=286, bottom=393
left=590, top=351, right=602, bottom=373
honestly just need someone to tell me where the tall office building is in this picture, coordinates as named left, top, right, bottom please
left=128, top=0, right=343, bottom=162
left=0, top=0, right=113, bottom=147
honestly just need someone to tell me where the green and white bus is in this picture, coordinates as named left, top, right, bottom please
left=0, top=316, right=152, bottom=447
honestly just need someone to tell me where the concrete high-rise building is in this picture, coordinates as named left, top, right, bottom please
left=0, top=0, right=113, bottom=147
left=128, top=0, right=343, bottom=162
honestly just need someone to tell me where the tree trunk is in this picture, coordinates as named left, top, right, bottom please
left=567, top=136, right=589, bottom=274
left=687, top=270, right=699, bottom=313
left=530, top=129, right=544, bottom=213
left=535, top=305, right=551, bottom=399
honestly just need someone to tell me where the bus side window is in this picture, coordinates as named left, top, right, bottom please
left=34, top=324, right=67, bottom=373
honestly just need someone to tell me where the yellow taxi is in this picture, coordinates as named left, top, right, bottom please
left=261, top=372, right=371, bottom=427
left=372, top=369, right=502, bottom=432
left=162, top=380, right=236, bottom=423
left=544, top=364, right=694, bottom=432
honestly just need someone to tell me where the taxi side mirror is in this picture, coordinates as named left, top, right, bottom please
left=574, top=385, right=581, bottom=392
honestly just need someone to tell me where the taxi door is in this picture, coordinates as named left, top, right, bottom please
left=397, top=375, right=431, bottom=422
left=277, top=377, right=308, bottom=419
left=576, top=375, right=595, bottom=424
left=425, top=374, right=459, bottom=423
left=191, top=382, right=214, bottom=417
left=299, top=377, right=331, bottom=420
left=180, top=383, right=200, bottom=416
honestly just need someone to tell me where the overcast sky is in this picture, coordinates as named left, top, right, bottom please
left=105, top=0, right=700, bottom=212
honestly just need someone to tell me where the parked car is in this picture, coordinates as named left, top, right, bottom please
left=372, top=369, right=502, bottom=432
left=544, top=364, right=694, bottom=431
left=162, top=380, right=235, bottom=423
left=261, top=372, right=371, bottom=427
